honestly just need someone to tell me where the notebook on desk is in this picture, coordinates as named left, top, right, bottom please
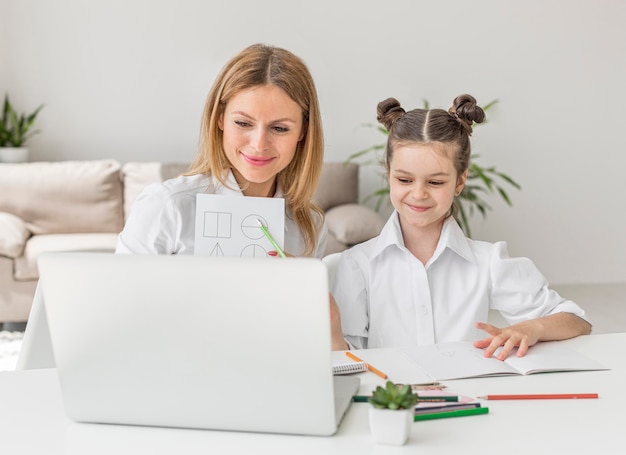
left=36, top=252, right=359, bottom=436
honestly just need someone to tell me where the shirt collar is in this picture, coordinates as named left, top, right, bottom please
left=210, top=170, right=284, bottom=198
left=371, top=212, right=476, bottom=265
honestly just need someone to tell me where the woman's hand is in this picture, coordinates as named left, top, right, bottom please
left=329, top=293, right=349, bottom=351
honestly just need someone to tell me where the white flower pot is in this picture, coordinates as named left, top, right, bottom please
left=0, top=147, right=29, bottom=163
left=369, top=407, right=413, bottom=445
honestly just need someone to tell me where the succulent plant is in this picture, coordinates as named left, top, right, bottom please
left=368, top=381, right=418, bottom=410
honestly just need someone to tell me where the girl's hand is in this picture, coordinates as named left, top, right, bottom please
left=473, top=313, right=591, bottom=360
left=473, top=321, right=542, bottom=360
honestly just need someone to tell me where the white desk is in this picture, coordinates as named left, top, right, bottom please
left=2, top=333, right=624, bottom=454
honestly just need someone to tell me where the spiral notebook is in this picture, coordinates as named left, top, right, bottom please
left=333, top=362, right=368, bottom=375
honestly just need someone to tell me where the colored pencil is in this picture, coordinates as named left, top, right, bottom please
left=345, top=352, right=388, bottom=379
left=256, top=218, right=286, bottom=258
left=414, top=403, right=481, bottom=415
left=413, top=406, right=489, bottom=421
left=477, top=393, right=598, bottom=400
left=417, top=396, right=459, bottom=402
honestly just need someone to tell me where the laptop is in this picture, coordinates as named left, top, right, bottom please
left=36, top=252, right=359, bottom=436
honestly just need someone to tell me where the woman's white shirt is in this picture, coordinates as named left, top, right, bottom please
left=332, top=212, right=588, bottom=350
left=116, top=171, right=327, bottom=258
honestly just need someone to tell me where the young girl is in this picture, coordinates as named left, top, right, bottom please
left=331, top=95, right=591, bottom=359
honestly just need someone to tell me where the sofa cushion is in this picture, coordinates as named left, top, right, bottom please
left=13, top=233, right=119, bottom=281
left=0, top=160, right=124, bottom=235
left=313, top=162, right=359, bottom=211
left=0, top=212, right=30, bottom=258
left=121, top=162, right=162, bottom=220
left=325, top=203, right=385, bottom=246
left=121, top=162, right=190, bottom=220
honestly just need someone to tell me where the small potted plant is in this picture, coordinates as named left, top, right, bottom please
left=368, top=381, right=418, bottom=445
left=0, top=94, right=44, bottom=163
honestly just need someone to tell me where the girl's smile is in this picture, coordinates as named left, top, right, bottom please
left=389, top=142, right=466, bottom=235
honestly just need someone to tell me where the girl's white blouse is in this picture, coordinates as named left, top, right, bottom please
left=332, top=212, right=588, bottom=349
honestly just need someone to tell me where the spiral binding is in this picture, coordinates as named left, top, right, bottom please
left=332, top=361, right=368, bottom=375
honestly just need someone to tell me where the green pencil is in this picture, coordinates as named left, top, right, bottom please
left=256, top=218, right=286, bottom=258
left=413, top=406, right=489, bottom=421
left=417, top=396, right=459, bottom=402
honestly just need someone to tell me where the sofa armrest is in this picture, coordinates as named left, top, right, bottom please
left=325, top=203, right=385, bottom=246
left=0, top=211, right=30, bottom=258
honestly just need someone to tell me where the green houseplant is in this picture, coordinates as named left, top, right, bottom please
left=0, top=94, right=44, bottom=162
left=348, top=99, right=520, bottom=237
left=368, top=381, right=418, bottom=445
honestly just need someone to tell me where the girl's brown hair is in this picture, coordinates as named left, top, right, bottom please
left=377, top=94, right=486, bottom=217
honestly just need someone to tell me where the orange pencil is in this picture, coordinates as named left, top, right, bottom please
left=345, top=351, right=388, bottom=379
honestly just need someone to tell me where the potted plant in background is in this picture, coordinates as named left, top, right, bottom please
left=368, top=381, right=418, bottom=445
left=0, top=94, right=44, bottom=163
left=348, top=99, right=520, bottom=237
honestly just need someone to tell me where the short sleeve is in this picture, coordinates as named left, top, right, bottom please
left=489, top=241, right=589, bottom=324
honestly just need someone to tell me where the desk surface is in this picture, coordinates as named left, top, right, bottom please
left=2, top=333, right=624, bottom=454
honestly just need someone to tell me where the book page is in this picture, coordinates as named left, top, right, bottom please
left=502, top=340, right=609, bottom=375
left=331, top=348, right=436, bottom=395
left=403, top=342, right=519, bottom=380
left=403, top=341, right=609, bottom=380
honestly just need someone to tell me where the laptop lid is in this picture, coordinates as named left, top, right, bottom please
left=37, top=252, right=358, bottom=436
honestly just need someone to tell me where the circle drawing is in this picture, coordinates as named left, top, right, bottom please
left=241, top=214, right=267, bottom=240
left=241, top=244, right=268, bottom=258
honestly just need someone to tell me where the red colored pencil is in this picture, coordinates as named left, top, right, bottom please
left=477, top=393, right=598, bottom=400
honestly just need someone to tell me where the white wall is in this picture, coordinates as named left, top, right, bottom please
left=2, top=0, right=625, bottom=285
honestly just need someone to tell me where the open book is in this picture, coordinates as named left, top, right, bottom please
left=402, top=340, right=609, bottom=381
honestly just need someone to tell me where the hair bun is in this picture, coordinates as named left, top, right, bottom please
left=377, top=98, right=406, bottom=131
left=448, top=94, right=486, bottom=135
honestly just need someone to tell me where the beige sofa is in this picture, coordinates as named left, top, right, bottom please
left=0, top=159, right=385, bottom=323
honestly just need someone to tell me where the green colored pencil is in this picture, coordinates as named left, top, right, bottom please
left=413, top=406, right=489, bottom=421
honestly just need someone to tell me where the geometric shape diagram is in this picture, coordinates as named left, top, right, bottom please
left=241, top=214, right=267, bottom=240
left=209, top=243, right=225, bottom=257
left=203, top=211, right=232, bottom=238
left=240, top=243, right=268, bottom=258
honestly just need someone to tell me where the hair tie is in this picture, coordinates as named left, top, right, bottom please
left=448, top=108, right=473, bottom=136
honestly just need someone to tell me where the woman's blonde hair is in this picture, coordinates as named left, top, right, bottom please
left=187, top=43, right=324, bottom=256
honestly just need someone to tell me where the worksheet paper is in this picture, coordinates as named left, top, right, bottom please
left=402, top=341, right=609, bottom=381
left=194, top=194, right=285, bottom=258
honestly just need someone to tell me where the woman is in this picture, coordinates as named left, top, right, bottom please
left=116, top=43, right=326, bottom=257
left=117, top=44, right=347, bottom=350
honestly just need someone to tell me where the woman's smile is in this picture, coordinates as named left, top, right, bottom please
left=240, top=152, right=276, bottom=167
